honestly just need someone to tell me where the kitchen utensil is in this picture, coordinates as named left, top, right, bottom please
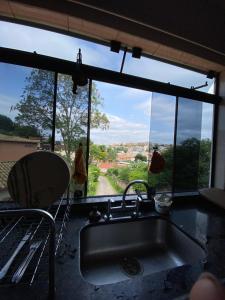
left=0, top=229, right=32, bottom=280
left=11, top=240, right=42, bottom=284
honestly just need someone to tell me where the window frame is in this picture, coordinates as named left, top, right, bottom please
left=0, top=47, right=219, bottom=197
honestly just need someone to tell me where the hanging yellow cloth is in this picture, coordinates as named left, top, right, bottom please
left=72, top=143, right=87, bottom=184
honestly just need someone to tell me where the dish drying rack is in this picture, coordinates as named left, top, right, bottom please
left=0, top=197, right=71, bottom=299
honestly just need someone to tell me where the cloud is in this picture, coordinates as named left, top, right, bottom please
left=134, top=94, right=152, bottom=116
left=91, top=113, right=149, bottom=144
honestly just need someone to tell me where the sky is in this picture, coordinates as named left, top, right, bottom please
left=0, top=21, right=214, bottom=145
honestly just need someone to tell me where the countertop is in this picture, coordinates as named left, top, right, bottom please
left=2, top=196, right=225, bottom=300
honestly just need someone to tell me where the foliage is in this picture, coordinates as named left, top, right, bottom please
left=135, top=153, right=147, bottom=162
left=13, top=124, right=40, bottom=138
left=87, top=165, right=100, bottom=195
left=116, top=146, right=128, bottom=153
left=106, top=175, right=124, bottom=194
left=0, top=114, right=40, bottom=138
left=106, top=147, right=117, bottom=161
left=0, top=114, right=14, bottom=133
left=198, top=139, right=212, bottom=188
left=14, top=70, right=109, bottom=163
left=104, top=138, right=211, bottom=193
left=89, top=144, right=117, bottom=163
left=89, top=144, right=107, bottom=162
left=173, top=138, right=211, bottom=191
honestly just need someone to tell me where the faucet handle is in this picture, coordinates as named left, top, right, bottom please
left=135, top=189, right=144, bottom=201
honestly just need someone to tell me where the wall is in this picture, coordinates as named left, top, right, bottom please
left=0, top=141, right=38, bottom=162
left=215, top=71, right=225, bottom=189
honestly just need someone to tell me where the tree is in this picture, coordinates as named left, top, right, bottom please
left=0, top=114, right=14, bottom=133
left=106, top=147, right=117, bottom=161
left=135, top=153, right=147, bottom=162
left=89, top=144, right=107, bottom=162
left=14, top=70, right=109, bottom=163
left=14, top=124, right=40, bottom=138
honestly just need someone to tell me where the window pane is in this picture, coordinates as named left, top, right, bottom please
left=88, top=81, right=151, bottom=196
left=0, top=21, right=215, bottom=91
left=54, top=74, right=89, bottom=197
left=149, top=93, right=176, bottom=192
left=0, top=63, right=54, bottom=202
left=0, top=21, right=123, bottom=72
left=123, top=52, right=215, bottom=93
left=198, top=103, right=214, bottom=188
left=174, top=98, right=202, bottom=192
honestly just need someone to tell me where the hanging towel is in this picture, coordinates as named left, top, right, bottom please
left=72, top=143, right=87, bottom=184
left=149, top=150, right=165, bottom=174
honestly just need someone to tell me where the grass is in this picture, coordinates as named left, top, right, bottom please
left=106, top=175, right=124, bottom=194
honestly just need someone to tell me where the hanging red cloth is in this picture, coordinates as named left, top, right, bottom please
left=149, top=150, right=165, bottom=174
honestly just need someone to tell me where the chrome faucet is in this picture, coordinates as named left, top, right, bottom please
left=122, top=179, right=153, bottom=208
left=104, top=180, right=153, bottom=221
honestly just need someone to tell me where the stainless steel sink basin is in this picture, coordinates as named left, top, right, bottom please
left=80, top=216, right=206, bottom=285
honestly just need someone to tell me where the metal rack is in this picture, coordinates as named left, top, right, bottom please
left=0, top=197, right=71, bottom=299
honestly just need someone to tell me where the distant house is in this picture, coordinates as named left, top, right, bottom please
left=116, top=152, right=135, bottom=162
left=0, top=134, right=40, bottom=162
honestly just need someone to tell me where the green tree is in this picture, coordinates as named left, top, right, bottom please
left=14, top=70, right=109, bottom=163
left=87, top=165, right=100, bottom=195
left=198, top=139, right=212, bottom=187
left=89, top=144, right=107, bottom=162
left=106, top=147, right=117, bottom=161
left=135, top=153, right=147, bottom=162
left=0, top=114, right=14, bottom=133
left=14, top=124, right=40, bottom=138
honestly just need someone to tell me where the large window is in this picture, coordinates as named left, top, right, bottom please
left=0, top=60, right=215, bottom=202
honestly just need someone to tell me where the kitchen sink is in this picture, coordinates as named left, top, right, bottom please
left=79, top=216, right=206, bottom=285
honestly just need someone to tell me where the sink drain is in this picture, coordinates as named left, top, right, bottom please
left=120, top=257, right=143, bottom=277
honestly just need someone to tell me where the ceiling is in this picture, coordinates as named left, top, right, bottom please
left=1, top=0, right=225, bottom=73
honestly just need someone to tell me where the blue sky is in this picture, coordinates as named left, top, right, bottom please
left=0, top=21, right=214, bottom=145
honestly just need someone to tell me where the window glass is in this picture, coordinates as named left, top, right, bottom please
left=149, top=93, right=176, bottom=192
left=88, top=81, right=151, bottom=196
left=54, top=74, right=90, bottom=197
left=198, top=103, right=214, bottom=188
left=0, top=63, right=54, bottom=202
left=123, top=52, right=215, bottom=93
left=0, top=21, right=215, bottom=92
left=0, top=21, right=123, bottom=72
left=174, top=98, right=214, bottom=192
left=174, top=98, right=202, bottom=192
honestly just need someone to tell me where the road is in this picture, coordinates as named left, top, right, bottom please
left=96, top=175, right=116, bottom=196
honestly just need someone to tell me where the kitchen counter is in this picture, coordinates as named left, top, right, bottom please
left=1, top=196, right=225, bottom=300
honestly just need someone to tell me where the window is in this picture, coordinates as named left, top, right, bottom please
left=0, top=54, right=215, bottom=202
